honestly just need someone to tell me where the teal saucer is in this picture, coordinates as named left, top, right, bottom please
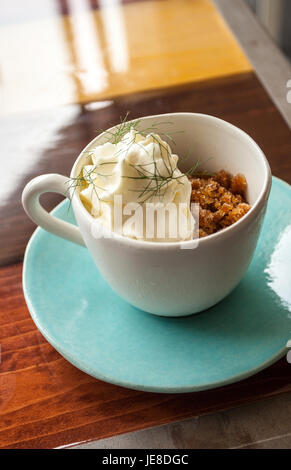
left=23, top=177, right=291, bottom=393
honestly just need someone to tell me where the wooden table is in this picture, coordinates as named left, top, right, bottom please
left=1, top=0, right=291, bottom=449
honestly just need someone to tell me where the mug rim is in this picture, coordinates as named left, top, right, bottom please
left=70, top=112, right=272, bottom=250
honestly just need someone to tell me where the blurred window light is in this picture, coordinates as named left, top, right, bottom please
left=99, top=0, right=129, bottom=74
left=84, top=100, right=113, bottom=111
left=65, top=0, right=108, bottom=95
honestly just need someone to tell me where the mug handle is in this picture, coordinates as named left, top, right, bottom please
left=22, top=174, right=85, bottom=246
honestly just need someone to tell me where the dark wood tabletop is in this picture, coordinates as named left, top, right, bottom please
left=1, top=0, right=291, bottom=449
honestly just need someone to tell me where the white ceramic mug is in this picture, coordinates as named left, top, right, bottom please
left=22, top=113, right=271, bottom=316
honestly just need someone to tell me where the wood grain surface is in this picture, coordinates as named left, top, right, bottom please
left=0, top=263, right=291, bottom=449
left=1, top=71, right=291, bottom=448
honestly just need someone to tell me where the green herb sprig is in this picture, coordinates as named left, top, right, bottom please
left=67, top=113, right=211, bottom=204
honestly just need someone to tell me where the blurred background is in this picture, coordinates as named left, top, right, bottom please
left=246, top=0, right=291, bottom=60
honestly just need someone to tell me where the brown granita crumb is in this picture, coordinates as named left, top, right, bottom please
left=199, top=228, right=208, bottom=238
left=219, top=203, right=250, bottom=228
left=199, top=208, right=216, bottom=235
left=231, top=173, right=247, bottom=195
left=214, top=169, right=231, bottom=189
left=189, top=170, right=250, bottom=238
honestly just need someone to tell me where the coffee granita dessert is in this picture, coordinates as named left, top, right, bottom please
left=76, top=120, right=251, bottom=241
left=189, top=170, right=251, bottom=238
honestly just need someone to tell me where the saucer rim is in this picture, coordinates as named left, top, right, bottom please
left=22, top=176, right=290, bottom=393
